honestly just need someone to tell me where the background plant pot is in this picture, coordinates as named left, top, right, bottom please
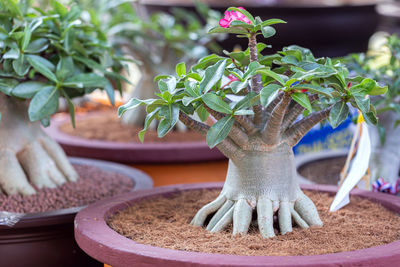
left=75, top=182, right=400, bottom=267
left=296, top=149, right=348, bottom=185
left=0, top=157, right=152, bottom=267
left=142, top=0, right=381, bottom=57
left=44, top=113, right=225, bottom=164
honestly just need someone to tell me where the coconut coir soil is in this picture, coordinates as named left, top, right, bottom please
left=59, top=108, right=204, bottom=143
left=0, top=165, right=134, bottom=213
left=108, top=189, right=400, bottom=256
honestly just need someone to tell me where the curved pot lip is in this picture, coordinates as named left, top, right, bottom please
left=46, top=112, right=211, bottom=149
left=0, top=157, right=153, bottom=230
left=295, top=149, right=348, bottom=184
left=44, top=112, right=226, bottom=163
left=75, top=182, right=400, bottom=267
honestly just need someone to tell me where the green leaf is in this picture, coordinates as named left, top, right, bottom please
left=261, top=26, right=275, bottom=39
left=199, top=59, right=227, bottom=93
left=291, top=92, right=312, bottom=113
left=13, top=55, right=30, bottom=76
left=176, top=62, right=186, bottom=77
left=234, top=110, right=254, bottom=116
left=158, top=77, right=177, bottom=93
left=0, top=78, right=18, bottom=95
left=260, top=84, right=281, bottom=106
left=196, top=105, right=209, bottom=122
left=208, top=26, right=248, bottom=35
left=28, top=86, right=59, bottom=121
left=184, top=80, right=200, bottom=97
left=64, top=73, right=107, bottom=88
left=256, top=69, right=286, bottom=85
left=353, top=94, right=370, bottom=114
left=329, top=102, right=349, bottom=129
left=104, top=81, right=115, bottom=106
left=234, top=91, right=258, bottom=110
left=292, top=84, right=333, bottom=97
left=206, top=116, right=235, bottom=148
left=25, top=38, right=48, bottom=53
left=12, top=81, right=45, bottom=98
left=227, top=7, right=255, bottom=25
left=3, top=48, right=20, bottom=59
left=60, top=88, right=75, bottom=128
left=118, top=98, right=159, bottom=117
left=202, top=93, right=232, bottom=114
left=56, top=56, right=74, bottom=80
left=26, top=55, right=57, bottom=83
left=139, top=107, right=160, bottom=142
left=261, top=19, right=286, bottom=27
left=157, top=104, right=179, bottom=137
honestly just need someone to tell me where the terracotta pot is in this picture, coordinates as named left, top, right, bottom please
left=0, top=157, right=153, bottom=267
left=75, top=182, right=400, bottom=267
left=295, top=149, right=348, bottom=185
left=44, top=113, right=225, bottom=163
left=142, top=0, right=380, bottom=57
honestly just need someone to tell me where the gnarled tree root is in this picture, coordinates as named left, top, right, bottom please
left=191, top=193, right=322, bottom=238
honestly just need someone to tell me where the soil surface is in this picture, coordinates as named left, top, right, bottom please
left=298, top=156, right=347, bottom=185
left=59, top=108, right=205, bottom=143
left=108, top=189, right=400, bottom=256
left=0, top=164, right=134, bottom=213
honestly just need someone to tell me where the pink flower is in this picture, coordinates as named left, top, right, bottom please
left=219, top=7, right=252, bottom=28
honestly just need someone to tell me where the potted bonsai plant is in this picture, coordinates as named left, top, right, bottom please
left=0, top=1, right=152, bottom=266
left=345, top=34, right=400, bottom=193
left=46, top=0, right=228, bottom=163
left=75, top=7, right=400, bottom=267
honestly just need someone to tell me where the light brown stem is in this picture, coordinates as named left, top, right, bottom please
left=281, top=94, right=319, bottom=130
left=248, top=33, right=263, bottom=125
left=284, top=107, right=331, bottom=146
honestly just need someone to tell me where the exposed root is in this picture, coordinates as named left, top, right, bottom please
left=191, top=192, right=322, bottom=238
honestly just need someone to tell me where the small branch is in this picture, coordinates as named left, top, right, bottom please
left=264, top=92, right=284, bottom=122
left=204, top=106, right=249, bottom=147
left=261, top=92, right=291, bottom=145
left=179, top=112, right=210, bottom=134
left=179, top=112, right=242, bottom=159
left=235, top=115, right=258, bottom=135
left=284, top=107, right=331, bottom=147
left=281, top=94, right=319, bottom=130
left=248, top=34, right=263, bottom=125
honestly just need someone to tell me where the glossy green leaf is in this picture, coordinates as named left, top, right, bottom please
left=176, top=62, right=186, bottom=77
left=261, top=26, right=275, bottom=39
left=202, top=93, right=232, bottom=114
left=139, top=107, right=160, bottom=142
left=206, top=115, right=234, bottom=148
left=260, top=84, right=281, bottom=106
left=157, top=104, right=179, bottom=137
left=329, top=102, right=349, bottom=129
left=291, top=92, right=312, bottom=113
left=28, top=86, right=59, bottom=121
left=199, top=59, right=227, bottom=93
left=12, top=81, right=45, bottom=98
left=26, top=55, right=57, bottom=83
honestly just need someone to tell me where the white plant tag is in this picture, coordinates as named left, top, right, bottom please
left=330, top=122, right=371, bottom=212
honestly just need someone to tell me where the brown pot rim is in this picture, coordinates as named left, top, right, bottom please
left=44, top=113, right=225, bottom=163
left=0, top=157, right=153, bottom=230
left=75, top=182, right=400, bottom=267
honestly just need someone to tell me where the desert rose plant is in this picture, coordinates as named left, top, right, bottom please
left=346, top=34, right=400, bottom=189
left=0, top=0, right=126, bottom=195
left=119, top=7, right=386, bottom=237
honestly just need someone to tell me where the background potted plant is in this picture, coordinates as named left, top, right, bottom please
left=45, top=0, right=229, bottom=163
left=0, top=1, right=152, bottom=266
left=75, top=8, right=400, bottom=267
left=345, top=33, right=400, bottom=193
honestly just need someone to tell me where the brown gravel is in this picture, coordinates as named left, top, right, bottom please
left=108, top=189, right=400, bottom=256
left=59, top=109, right=205, bottom=143
left=0, top=165, right=134, bottom=213
left=298, top=156, right=346, bottom=185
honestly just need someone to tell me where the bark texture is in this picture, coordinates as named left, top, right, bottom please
left=0, top=94, right=78, bottom=195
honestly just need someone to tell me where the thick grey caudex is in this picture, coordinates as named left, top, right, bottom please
left=347, top=34, right=400, bottom=186
left=0, top=1, right=125, bottom=195
left=119, top=7, right=386, bottom=237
